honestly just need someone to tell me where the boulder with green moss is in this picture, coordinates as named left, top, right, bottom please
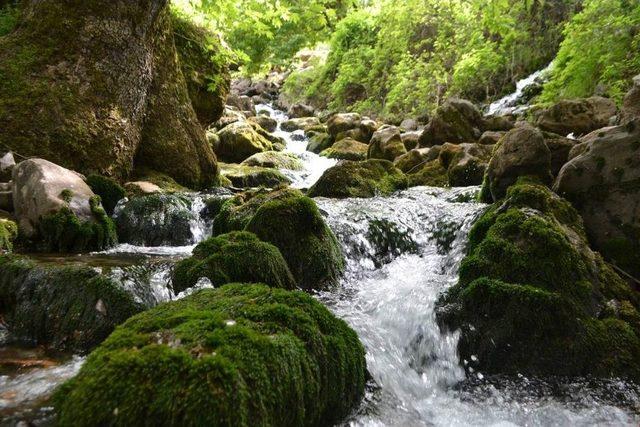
left=0, top=255, right=141, bottom=352
left=212, top=188, right=345, bottom=290
left=114, top=194, right=199, bottom=246
left=321, top=137, right=369, bottom=161
left=85, top=174, right=126, bottom=216
left=0, top=0, right=220, bottom=188
left=554, top=119, right=640, bottom=279
left=367, top=126, right=407, bottom=161
left=219, top=163, right=291, bottom=188
left=241, top=151, right=303, bottom=170
left=13, top=159, right=117, bottom=252
left=418, top=99, right=484, bottom=146
left=172, top=11, right=229, bottom=127
left=0, top=218, right=17, bottom=252
left=172, top=231, right=295, bottom=294
left=308, top=159, right=408, bottom=199
left=53, top=284, right=366, bottom=426
left=307, top=132, right=334, bottom=154
left=440, top=143, right=493, bottom=187
left=436, top=180, right=640, bottom=379
left=214, top=121, right=274, bottom=163
left=534, top=96, right=617, bottom=136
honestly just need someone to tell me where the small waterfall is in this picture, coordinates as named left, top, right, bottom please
left=487, top=64, right=552, bottom=116
left=255, top=103, right=336, bottom=188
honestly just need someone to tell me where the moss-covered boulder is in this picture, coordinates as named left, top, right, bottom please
left=308, top=159, right=407, bottom=199
left=53, top=284, right=366, bottom=426
left=114, top=194, right=198, bottom=246
left=534, top=96, right=617, bottom=136
left=172, top=11, right=229, bottom=127
left=212, top=188, right=345, bottom=290
left=321, top=137, right=369, bottom=161
left=241, top=151, right=303, bottom=170
left=172, top=231, right=295, bottom=294
left=554, top=119, right=640, bottom=279
left=418, top=99, right=484, bottom=146
left=0, top=0, right=220, bottom=188
left=367, top=126, right=407, bottom=161
left=214, top=121, right=274, bottom=163
left=307, top=132, right=334, bottom=154
left=0, top=218, right=17, bottom=252
left=440, top=143, right=493, bottom=187
left=0, top=255, right=141, bottom=352
left=436, top=181, right=640, bottom=379
left=219, top=163, right=291, bottom=188
left=406, top=160, right=449, bottom=187
left=394, top=147, right=440, bottom=173
left=281, top=117, right=321, bottom=132
left=85, top=174, right=126, bottom=216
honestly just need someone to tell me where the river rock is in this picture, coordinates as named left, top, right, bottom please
left=248, top=114, right=278, bottom=132
left=0, top=255, right=141, bottom=352
left=124, top=181, right=164, bottom=197
left=215, top=106, right=247, bottom=130
left=281, top=117, right=321, bottom=132
left=482, top=115, right=515, bottom=132
left=114, top=194, right=199, bottom=246
left=226, top=94, right=255, bottom=115
left=419, top=99, right=484, bottom=146
left=214, top=121, right=273, bottom=163
left=241, top=151, right=303, bottom=170
left=440, top=143, right=493, bottom=187
left=307, top=132, right=334, bottom=154
left=478, top=131, right=505, bottom=145
left=172, top=231, right=295, bottom=294
left=542, top=132, right=577, bottom=176
left=394, top=147, right=440, bottom=173
left=321, top=138, right=369, bottom=161
left=0, top=151, right=15, bottom=181
left=437, top=181, right=640, bottom=380
left=327, top=113, right=362, bottom=138
left=554, top=119, right=640, bottom=278
left=53, top=284, right=365, bottom=426
left=620, top=74, right=640, bottom=123
left=400, top=118, right=418, bottom=131
left=534, top=96, right=617, bottom=136
left=219, top=163, right=291, bottom=188
left=12, top=159, right=116, bottom=252
left=367, top=126, right=407, bottom=162
left=308, top=159, right=407, bottom=199
left=401, top=131, right=421, bottom=150
left=288, top=103, right=315, bottom=118
left=484, top=125, right=552, bottom=201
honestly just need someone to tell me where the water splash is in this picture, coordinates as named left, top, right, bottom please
left=487, top=64, right=552, bottom=116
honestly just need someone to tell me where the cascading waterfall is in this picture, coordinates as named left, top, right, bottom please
left=2, top=105, right=640, bottom=426
left=487, top=64, right=553, bottom=116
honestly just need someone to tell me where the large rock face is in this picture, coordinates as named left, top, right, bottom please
left=13, top=159, right=117, bottom=252
left=172, top=12, right=230, bottom=127
left=419, top=99, right=484, bottom=146
left=485, top=125, right=552, bottom=201
left=0, top=0, right=221, bottom=189
left=53, top=284, right=366, bottom=426
left=437, top=181, right=640, bottom=380
left=534, top=96, right=617, bottom=136
left=554, top=119, right=640, bottom=278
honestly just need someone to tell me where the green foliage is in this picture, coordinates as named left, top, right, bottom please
left=53, top=284, right=366, bottom=426
left=287, top=0, right=579, bottom=121
left=0, top=4, right=19, bottom=37
left=171, top=231, right=296, bottom=294
left=0, top=218, right=17, bottom=252
left=541, top=0, right=640, bottom=103
left=86, top=174, right=126, bottom=216
left=0, top=254, right=141, bottom=352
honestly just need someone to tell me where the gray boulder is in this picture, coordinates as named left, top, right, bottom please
left=535, top=96, right=617, bottom=136
left=368, top=126, right=407, bottom=161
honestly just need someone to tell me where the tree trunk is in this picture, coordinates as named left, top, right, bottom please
left=0, top=0, right=221, bottom=188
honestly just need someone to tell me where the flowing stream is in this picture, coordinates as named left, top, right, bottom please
left=487, top=64, right=553, bottom=116
left=2, top=106, right=640, bottom=426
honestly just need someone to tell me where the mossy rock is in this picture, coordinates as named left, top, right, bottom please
left=219, top=163, right=291, bottom=188
left=436, top=180, right=640, bottom=380
left=36, top=196, right=118, bottom=253
left=406, top=159, right=449, bottom=187
left=0, top=255, right=142, bottom=352
left=114, top=194, right=196, bottom=247
left=241, top=151, right=303, bottom=170
left=85, top=174, right=126, bottom=216
left=321, top=137, right=368, bottom=161
left=307, top=132, right=334, bottom=154
left=308, top=159, right=408, bottom=199
left=0, top=218, right=17, bottom=252
left=172, top=231, right=296, bottom=294
left=172, top=10, right=230, bottom=127
left=53, top=284, right=366, bottom=426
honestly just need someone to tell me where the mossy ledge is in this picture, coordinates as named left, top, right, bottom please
left=0, top=255, right=142, bottom=352
left=53, top=284, right=367, bottom=427
left=436, top=179, right=640, bottom=380
left=172, top=231, right=296, bottom=294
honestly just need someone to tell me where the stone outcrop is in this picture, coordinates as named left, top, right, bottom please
left=534, top=96, right=617, bottom=136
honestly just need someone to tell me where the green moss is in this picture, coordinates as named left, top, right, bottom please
left=59, top=189, right=73, bottom=203
left=172, top=231, right=295, bottom=294
left=219, top=163, right=291, bottom=188
left=246, top=194, right=345, bottom=290
left=35, top=196, right=117, bottom=253
left=308, top=159, right=408, bottom=198
left=86, top=174, right=126, bottom=215
left=53, top=284, right=366, bottom=426
left=407, top=160, right=448, bottom=187
left=0, top=218, right=17, bottom=252
left=0, top=255, right=141, bottom=352
left=0, top=4, right=19, bottom=37
left=437, top=181, right=640, bottom=380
